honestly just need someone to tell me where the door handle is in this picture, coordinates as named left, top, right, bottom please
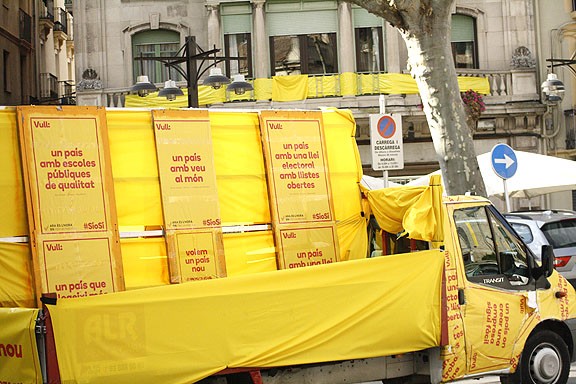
left=458, top=289, right=466, bottom=305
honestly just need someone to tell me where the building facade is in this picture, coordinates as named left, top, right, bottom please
left=72, top=0, right=575, bottom=210
left=0, top=0, right=75, bottom=106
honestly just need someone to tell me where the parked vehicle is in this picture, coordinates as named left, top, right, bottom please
left=505, top=210, right=576, bottom=288
left=1, top=107, right=576, bottom=384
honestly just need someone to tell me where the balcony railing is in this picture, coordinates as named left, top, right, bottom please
left=58, top=80, right=76, bottom=105
left=40, top=73, right=58, bottom=100
left=19, top=9, right=32, bottom=44
left=54, top=8, right=68, bottom=35
left=85, top=69, right=539, bottom=108
left=39, top=0, right=54, bottom=21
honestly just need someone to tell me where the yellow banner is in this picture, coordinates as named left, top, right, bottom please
left=167, top=229, right=226, bottom=282
left=260, top=110, right=334, bottom=224
left=276, top=223, right=339, bottom=269
left=0, top=307, right=42, bottom=384
left=152, top=109, right=226, bottom=282
left=152, top=109, right=221, bottom=230
left=17, top=106, right=124, bottom=298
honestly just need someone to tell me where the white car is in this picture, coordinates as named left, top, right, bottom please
left=504, top=210, right=576, bottom=288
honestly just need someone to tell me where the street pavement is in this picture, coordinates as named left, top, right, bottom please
left=455, top=362, right=576, bottom=383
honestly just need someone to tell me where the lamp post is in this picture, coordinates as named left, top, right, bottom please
left=131, top=35, right=253, bottom=108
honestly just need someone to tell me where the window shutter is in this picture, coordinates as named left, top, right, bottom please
left=267, top=10, right=337, bottom=35
left=352, top=7, right=382, bottom=28
left=451, top=14, right=474, bottom=42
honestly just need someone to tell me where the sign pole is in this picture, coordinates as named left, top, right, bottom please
left=503, top=180, right=511, bottom=212
left=379, top=95, right=388, bottom=187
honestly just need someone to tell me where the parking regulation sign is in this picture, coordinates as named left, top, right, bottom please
left=370, top=114, right=404, bottom=170
left=491, top=143, right=517, bottom=179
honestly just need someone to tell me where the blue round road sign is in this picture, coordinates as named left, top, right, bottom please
left=491, top=144, right=517, bottom=179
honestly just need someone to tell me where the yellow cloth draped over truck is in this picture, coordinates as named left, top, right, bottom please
left=48, top=249, right=444, bottom=384
left=364, top=175, right=444, bottom=242
left=0, top=307, right=42, bottom=384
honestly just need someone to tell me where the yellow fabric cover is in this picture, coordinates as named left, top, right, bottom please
left=254, top=78, right=273, bottom=101
left=458, top=76, right=491, bottom=95
left=123, top=75, right=490, bottom=105
left=308, top=75, right=338, bottom=98
left=365, top=175, right=444, bottom=242
left=0, top=242, right=35, bottom=308
left=48, top=250, right=443, bottom=384
left=0, top=307, right=42, bottom=384
left=0, top=108, right=28, bottom=237
left=272, top=75, right=309, bottom=101
left=340, top=72, right=357, bottom=96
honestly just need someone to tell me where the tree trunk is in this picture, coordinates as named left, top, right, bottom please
left=398, top=6, right=486, bottom=196
left=343, top=0, right=487, bottom=196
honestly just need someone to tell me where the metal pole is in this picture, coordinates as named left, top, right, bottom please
left=379, top=95, right=388, bottom=187
left=186, top=36, right=199, bottom=108
left=503, top=179, right=511, bottom=212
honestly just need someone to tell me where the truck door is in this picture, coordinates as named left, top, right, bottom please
left=450, top=203, right=535, bottom=375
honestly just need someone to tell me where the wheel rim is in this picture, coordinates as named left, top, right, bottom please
left=529, top=343, right=561, bottom=383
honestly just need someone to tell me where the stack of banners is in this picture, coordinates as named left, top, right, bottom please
left=151, top=110, right=226, bottom=282
left=259, top=110, right=339, bottom=269
left=16, top=106, right=124, bottom=302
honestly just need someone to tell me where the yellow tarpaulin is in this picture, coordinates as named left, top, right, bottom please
left=0, top=307, right=42, bottom=384
left=48, top=249, right=444, bottom=384
left=364, top=175, right=444, bottom=242
left=272, top=75, right=309, bottom=101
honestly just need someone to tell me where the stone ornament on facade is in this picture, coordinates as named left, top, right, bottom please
left=77, top=68, right=103, bottom=91
left=511, top=46, right=536, bottom=69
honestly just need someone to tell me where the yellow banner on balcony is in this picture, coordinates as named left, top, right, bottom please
left=272, top=75, right=308, bottom=101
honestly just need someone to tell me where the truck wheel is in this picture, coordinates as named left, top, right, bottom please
left=505, top=330, right=570, bottom=384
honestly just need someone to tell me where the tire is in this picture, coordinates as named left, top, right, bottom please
left=503, top=330, right=570, bottom=384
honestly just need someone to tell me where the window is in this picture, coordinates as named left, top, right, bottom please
left=451, top=14, right=477, bottom=69
left=224, top=33, right=252, bottom=78
left=132, top=30, right=181, bottom=84
left=509, top=222, right=534, bottom=245
left=270, top=33, right=337, bottom=76
left=454, top=206, right=529, bottom=287
left=3, top=50, right=9, bottom=93
left=355, top=27, right=384, bottom=72
left=353, top=7, right=384, bottom=73
left=222, top=2, right=253, bottom=78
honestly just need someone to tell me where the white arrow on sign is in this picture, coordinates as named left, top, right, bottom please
left=494, top=154, right=515, bottom=169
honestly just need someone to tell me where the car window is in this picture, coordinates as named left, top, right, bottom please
left=509, top=222, right=534, bottom=244
left=454, top=206, right=529, bottom=287
left=541, top=219, right=576, bottom=248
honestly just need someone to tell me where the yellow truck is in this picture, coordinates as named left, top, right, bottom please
left=0, top=106, right=575, bottom=384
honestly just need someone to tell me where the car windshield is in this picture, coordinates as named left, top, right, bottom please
left=541, top=219, right=576, bottom=248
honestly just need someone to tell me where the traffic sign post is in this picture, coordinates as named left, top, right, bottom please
left=490, top=143, right=518, bottom=212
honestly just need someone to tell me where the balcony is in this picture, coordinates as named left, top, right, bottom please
left=39, top=73, right=58, bottom=101
left=19, top=9, right=32, bottom=46
left=58, top=80, right=76, bottom=105
left=53, top=8, right=69, bottom=50
left=39, top=0, right=55, bottom=42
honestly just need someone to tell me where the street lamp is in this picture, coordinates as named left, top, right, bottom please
left=130, top=35, right=253, bottom=108
left=541, top=73, right=565, bottom=104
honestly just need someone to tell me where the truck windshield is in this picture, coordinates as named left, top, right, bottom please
left=454, top=206, right=529, bottom=287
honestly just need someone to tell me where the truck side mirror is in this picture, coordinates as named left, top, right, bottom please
left=541, top=245, right=555, bottom=278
